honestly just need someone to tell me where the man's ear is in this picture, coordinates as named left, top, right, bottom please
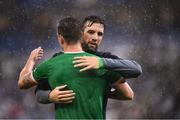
left=58, top=34, right=64, bottom=46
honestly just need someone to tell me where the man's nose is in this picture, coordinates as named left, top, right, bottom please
left=92, top=34, right=98, bottom=42
left=92, top=38, right=97, bottom=43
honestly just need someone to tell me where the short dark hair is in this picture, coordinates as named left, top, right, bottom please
left=58, top=17, right=82, bottom=44
left=82, top=16, right=105, bottom=30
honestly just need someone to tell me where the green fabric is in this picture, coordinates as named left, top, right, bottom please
left=33, top=52, right=122, bottom=119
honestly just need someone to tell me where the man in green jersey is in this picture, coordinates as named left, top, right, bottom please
left=18, top=17, right=122, bottom=119
left=36, top=16, right=141, bottom=105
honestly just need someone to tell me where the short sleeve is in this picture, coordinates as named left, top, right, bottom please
left=32, top=61, right=49, bottom=83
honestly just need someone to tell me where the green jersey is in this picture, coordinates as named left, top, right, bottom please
left=33, top=52, right=121, bottom=119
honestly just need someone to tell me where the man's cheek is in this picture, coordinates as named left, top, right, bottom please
left=98, top=39, right=102, bottom=45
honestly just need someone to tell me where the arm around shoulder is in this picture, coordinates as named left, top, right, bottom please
left=102, top=58, right=142, bottom=78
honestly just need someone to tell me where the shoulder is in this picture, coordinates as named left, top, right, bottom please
left=52, top=51, right=64, bottom=58
left=37, top=58, right=51, bottom=68
left=37, top=53, right=58, bottom=67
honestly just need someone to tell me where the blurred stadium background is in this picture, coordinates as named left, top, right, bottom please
left=0, top=0, right=180, bottom=119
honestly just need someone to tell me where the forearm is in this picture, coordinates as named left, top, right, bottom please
left=18, top=58, right=37, bottom=89
left=102, top=58, right=142, bottom=78
left=35, top=81, right=52, bottom=104
left=36, top=89, right=52, bottom=104
left=109, top=81, right=134, bottom=100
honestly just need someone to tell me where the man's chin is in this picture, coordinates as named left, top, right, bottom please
left=89, top=47, right=96, bottom=51
left=82, top=43, right=97, bottom=53
left=86, top=47, right=97, bottom=53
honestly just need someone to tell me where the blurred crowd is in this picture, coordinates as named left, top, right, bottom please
left=0, top=0, right=180, bottom=118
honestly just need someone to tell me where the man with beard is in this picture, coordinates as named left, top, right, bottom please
left=35, top=16, right=142, bottom=117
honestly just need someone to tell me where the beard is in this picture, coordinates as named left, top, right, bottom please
left=81, top=42, right=98, bottom=54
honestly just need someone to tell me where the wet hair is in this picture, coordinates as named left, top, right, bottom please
left=82, top=16, right=105, bottom=30
left=58, top=17, right=82, bottom=44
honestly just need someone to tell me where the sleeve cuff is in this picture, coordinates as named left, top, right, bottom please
left=31, top=72, right=38, bottom=83
left=36, top=90, right=52, bottom=104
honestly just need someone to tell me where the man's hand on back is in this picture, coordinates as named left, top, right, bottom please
left=73, top=56, right=103, bottom=72
left=49, top=85, right=76, bottom=103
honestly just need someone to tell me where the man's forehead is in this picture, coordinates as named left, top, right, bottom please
left=84, top=21, right=104, bottom=29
